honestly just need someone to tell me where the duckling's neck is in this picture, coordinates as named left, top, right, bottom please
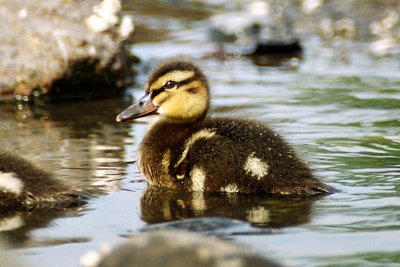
left=157, top=109, right=208, bottom=125
left=145, top=115, right=206, bottom=148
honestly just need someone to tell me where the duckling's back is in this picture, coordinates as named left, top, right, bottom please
left=205, top=116, right=311, bottom=178
left=200, top=117, right=332, bottom=195
left=139, top=117, right=334, bottom=195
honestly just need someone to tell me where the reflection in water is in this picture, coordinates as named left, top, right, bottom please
left=0, top=98, right=133, bottom=249
left=0, top=207, right=88, bottom=248
left=140, top=186, right=320, bottom=228
left=0, top=99, right=132, bottom=190
left=141, top=217, right=250, bottom=235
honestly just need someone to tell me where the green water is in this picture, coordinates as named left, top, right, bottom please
left=1, top=1, right=399, bottom=266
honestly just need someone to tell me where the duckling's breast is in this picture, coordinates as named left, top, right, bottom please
left=138, top=144, right=180, bottom=190
left=138, top=122, right=193, bottom=190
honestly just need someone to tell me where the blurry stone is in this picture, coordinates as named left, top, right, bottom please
left=301, top=0, right=400, bottom=43
left=81, top=244, right=113, bottom=267
left=0, top=0, right=136, bottom=102
left=368, top=10, right=400, bottom=56
left=209, top=1, right=270, bottom=43
left=208, top=1, right=400, bottom=57
left=96, top=231, right=282, bottom=267
left=381, top=10, right=399, bottom=30
left=86, top=0, right=120, bottom=33
left=119, top=15, right=135, bottom=41
left=301, top=0, right=323, bottom=14
left=369, top=37, right=398, bottom=56
left=333, top=18, right=355, bottom=39
left=209, top=1, right=302, bottom=57
left=369, top=10, right=399, bottom=36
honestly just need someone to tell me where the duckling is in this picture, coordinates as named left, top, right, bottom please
left=116, top=58, right=335, bottom=196
left=0, top=151, right=86, bottom=209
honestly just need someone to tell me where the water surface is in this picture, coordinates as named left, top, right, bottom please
left=1, top=1, right=400, bottom=266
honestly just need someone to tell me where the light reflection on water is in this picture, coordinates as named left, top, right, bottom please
left=1, top=2, right=400, bottom=266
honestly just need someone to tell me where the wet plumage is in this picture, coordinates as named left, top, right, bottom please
left=117, top=58, right=335, bottom=196
left=0, top=151, right=86, bottom=209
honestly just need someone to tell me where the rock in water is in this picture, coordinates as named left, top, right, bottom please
left=0, top=0, right=136, bottom=102
left=95, top=231, right=282, bottom=267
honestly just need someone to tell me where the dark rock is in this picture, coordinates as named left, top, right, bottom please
left=208, top=1, right=303, bottom=66
left=0, top=0, right=136, bottom=102
left=249, top=39, right=302, bottom=56
left=246, top=39, right=303, bottom=67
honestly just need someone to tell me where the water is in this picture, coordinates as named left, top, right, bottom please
left=1, top=1, right=400, bottom=266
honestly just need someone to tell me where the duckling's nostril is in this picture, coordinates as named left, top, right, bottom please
left=139, top=100, right=145, bottom=106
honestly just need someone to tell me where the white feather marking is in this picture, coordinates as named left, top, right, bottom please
left=190, top=167, right=206, bottom=192
left=175, top=129, right=216, bottom=169
left=0, top=172, right=23, bottom=195
left=244, top=153, right=269, bottom=180
left=0, top=215, right=24, bottom=231
left=220, top=183, right=240, bottom=193
left=191, top=192, right=207, bottom=212
left=246, top=206, right=270, bottom=224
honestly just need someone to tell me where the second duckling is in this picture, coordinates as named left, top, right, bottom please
left=0, top=151, right=86, bottom=209
left=116, top=58, right=335, bottom=196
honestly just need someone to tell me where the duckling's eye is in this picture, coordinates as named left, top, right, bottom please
left=164, top=81, right=177, bottom=89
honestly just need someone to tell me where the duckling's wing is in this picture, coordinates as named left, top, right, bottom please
left=173, top=133, right=259, bottom=192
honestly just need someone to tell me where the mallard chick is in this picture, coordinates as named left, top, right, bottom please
left=0, top=151, right=85, bottom=209
left=116, top=58, right=335, bottom=196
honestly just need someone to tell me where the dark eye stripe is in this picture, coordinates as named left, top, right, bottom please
left=150, top=88, right=163, bottom=99
left=149, top=75, right=198, bottom=100
left=177, top=76, right=197, bottom=87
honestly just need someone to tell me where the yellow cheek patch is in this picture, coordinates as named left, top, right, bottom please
left=150, top=71, right=195, bottom=91
left=159, top=87, right=208, bottom=122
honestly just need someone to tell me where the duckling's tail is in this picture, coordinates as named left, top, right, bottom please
left=270, top=178, right=338, bottom=196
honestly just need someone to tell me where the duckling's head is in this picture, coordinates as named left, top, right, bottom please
left=117, top=58, right=209, bottom=123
